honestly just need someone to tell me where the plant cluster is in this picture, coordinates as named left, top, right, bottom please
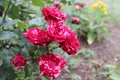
left=0, top=0, right=110, bottom=80
left=20, top=6, right=80, bottom=80
left=62, top=0, right=109, bottom=45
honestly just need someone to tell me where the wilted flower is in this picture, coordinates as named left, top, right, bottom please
left=11, top=54, right=26, bottom=70
left=38, top=53, right=66, bottom=80
left=43, top=7, right=67, bottom=22
left=75, top=3, right=85, bottom=10
left=71, top=16, right=80, bottom=24
left=23, top=28, right=51, bottom=46
left=54, top=1, right=62, bottom=9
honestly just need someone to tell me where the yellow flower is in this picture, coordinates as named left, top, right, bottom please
left=91, top=4, right=98, bottom=10
left=90, top=0, right=108, bottom=14
left=102, top=7, right=108, bottom=14
left=97, top=0, right=106, bottom=7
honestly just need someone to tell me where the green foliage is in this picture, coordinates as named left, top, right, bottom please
left=17, top=20, right=28, bottom=29
left=32, top=0, right=45, bottom=7
left=62, top=3, right=109, bottom=45
left=102, top=63, right=120, bottom=80
left=28, top=17, right=45, bottom=26
left=67, top=58, right=81, bottom=69
left=109, top=65, right=120, bottom=80
left=78, top=49, right=95, bottom=59
left=9, top=5, right=19, bottom=19
left=67, top=73, right=82, bottom=80
left=0, top=31, right=18, bottom=40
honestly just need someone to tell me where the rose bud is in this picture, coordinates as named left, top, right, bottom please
left=75, top=3, right=85, bottom=10
left=38, top=53, right=66, bottom=80
left=11, top=53, right=26, bottom=70
left=71, top=16, right=80, bottom=24
left=54, top=1, right=62, bottom=9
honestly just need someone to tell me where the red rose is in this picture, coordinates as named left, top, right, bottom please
left=54, top=1, right=62, bottom=9
left=47, top=22, right=70, bottom=43
left=71, top=16, right=80, bottom=24
left=43, top=7, right=67, bottom=22
left=23, top=28, right=51, bottom=46
left=60, top=28, right=80, bottom=55
left=11, top=54, right=26, bottom=70
left=38, top=53, right=66, bottom=80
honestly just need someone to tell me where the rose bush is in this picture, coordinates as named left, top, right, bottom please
left=0, top=0, right=108, bottom=80
left=20, top=5, right=80, bottom=79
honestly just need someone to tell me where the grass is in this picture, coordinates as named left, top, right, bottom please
left=80, top=0, right=120, bottom=23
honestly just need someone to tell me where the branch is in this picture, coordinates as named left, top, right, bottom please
left=2, top=0, right=12, bottom=22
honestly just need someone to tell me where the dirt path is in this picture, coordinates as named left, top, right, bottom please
left=105, top=21, right=120, bottom=54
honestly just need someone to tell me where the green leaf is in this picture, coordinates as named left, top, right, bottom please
left=32, top=0, right=45, bottom=7
left=24, top=65, right=32, bottom=78
left=28, top=17, right=45, bottom=26
left=17, top=20, right=28, bottom=29
left=110, top=73, right=120, bottom=80
left=2, top=19, right=15, bottom=30
left=79, top=49, right=94, bottom=59
left=41, top=76, right=49, bottom=80
left=67, top=58, right=81, bottom=69
left=109, top=65, right=120, bottom=80
left=0, top=31, right=18, bottom=40
left=0, top=58, right=3, bottom=66
left=9, top=5, right=19, bottom=19
left=101, top=27, right=109, bottom=35
left=67, top=73, right=81, bottom=80
left=61, top=0, right=67, bottom=4
left=17, top=71, right=25, bottom=79
left=0, top=17, right=2, bottom=24
left=87, top=32, right=96, bottom=45
left=0, top=72, right=6, bottom=80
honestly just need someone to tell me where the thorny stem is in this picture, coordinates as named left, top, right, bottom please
left=48, top=46, right=59, bottom=52
left=2, top=0, right=12, bottom=22
left=0, top=0, right=11, bottom=53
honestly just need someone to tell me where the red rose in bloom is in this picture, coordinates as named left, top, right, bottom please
left=23, top=28, right=51, bottom=46
left=60, top=28, right=80, bottom=55
left=75, top=3, right=85, bottom=10
left=11, top=54, right=26, bottom=70
left=43, top=7, right=67, bottom=22
left=54, top=1, right=62, bottom=9
left=38, top=53, right=66, bottom=80
left=47, top=22, right=70, bottom=43
left=71, top=16, right=80, bottom=24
